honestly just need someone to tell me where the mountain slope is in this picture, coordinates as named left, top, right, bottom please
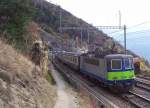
left=0, top=40, right=56, bottom=108
left=32, top=0, right=126, bottom=54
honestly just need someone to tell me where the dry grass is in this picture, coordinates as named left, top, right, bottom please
left=0, top=20, right=58, bottom=108
left=0, top=39, right=57, bottom=108
left=0, top=40, right=34, bottom=81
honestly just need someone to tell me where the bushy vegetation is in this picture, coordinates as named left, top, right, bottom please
left=46, top=70, right=56, bottom=85
left=0, top=0, right=36, bottom=50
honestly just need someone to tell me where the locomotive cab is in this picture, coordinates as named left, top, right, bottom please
left=105, top=54, right=135, bottom=91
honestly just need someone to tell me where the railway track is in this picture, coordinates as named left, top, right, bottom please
left=135, top=77, right=150, bottom=92
left=121, top=91, right=150, bottom=108
left=137, top=75, right=150, bottom=81
left=52, top=58, right=150, bottom=108
left=52, top=59, right=120, bottom=108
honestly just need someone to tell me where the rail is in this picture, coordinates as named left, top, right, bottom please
left=121, top=90, right=150, bottom=108
left=52, top=59, right=119, bottom=108
left=135, top=77, right=150, bottom=91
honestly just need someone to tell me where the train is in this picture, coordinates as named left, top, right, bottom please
left=55, top=51, right=135, bottom=92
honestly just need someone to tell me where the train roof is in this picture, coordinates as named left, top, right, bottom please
left=105, top=54, right=133, bottom=59
left=62, top=51, right=84, bottom=56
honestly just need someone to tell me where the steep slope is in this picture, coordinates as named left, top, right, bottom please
left=32, top=0, right=126, bottom=53
left=0, top=40, right=56, bottom=108
left=0, top=0, right=36, bottom=52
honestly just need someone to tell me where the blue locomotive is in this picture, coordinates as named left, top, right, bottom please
left=56, top=52, right=135, bottom=92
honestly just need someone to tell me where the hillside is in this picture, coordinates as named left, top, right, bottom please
left=0, top=0, right=146, bottom=63
left=0, top=1, right=58, bottom=107
left=32, top=0, right=126, bottom=53
left=0, top=40, right=56, bottom=108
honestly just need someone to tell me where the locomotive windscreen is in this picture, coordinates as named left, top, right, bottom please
left=124, top=58, right=133, bottom=70
left=111, top=59, right=122, bottom=70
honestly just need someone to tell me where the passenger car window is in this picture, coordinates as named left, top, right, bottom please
left=124, top=58, right=132, bottom=69
left=111, top=59, right=122, bottom=70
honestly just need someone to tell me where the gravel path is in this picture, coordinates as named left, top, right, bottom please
left=51, top=66, right=78, bottom=108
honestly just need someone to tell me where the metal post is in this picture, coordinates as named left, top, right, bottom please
left=87, top=28, right=90, bottom=44
left=59, top=6, right=62, bottom=33
left=119, top=10, right=121, bottom=28
left=124, top=25, right=126, bottom=54
left=59, top=6, right=63, bottom=51
left=81, top=29, right=83, bottom=46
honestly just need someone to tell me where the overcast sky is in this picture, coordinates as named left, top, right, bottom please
left=46, top=0, right=150, bottom=27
